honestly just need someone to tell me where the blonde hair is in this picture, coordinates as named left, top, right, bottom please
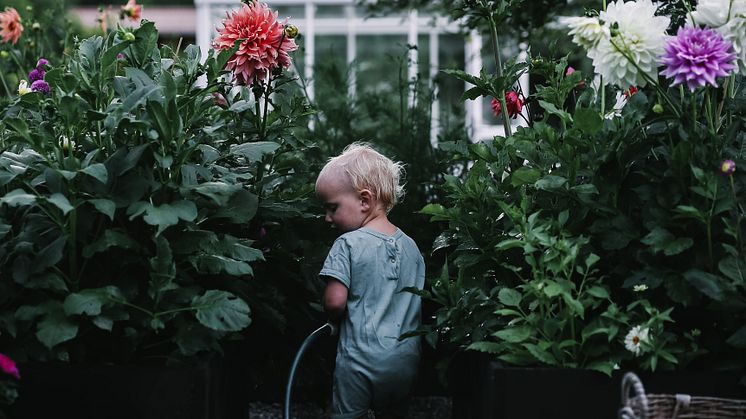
left=316, top=143, right=405, bottom=212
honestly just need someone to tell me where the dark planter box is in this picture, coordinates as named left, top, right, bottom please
left=8, top=355, right=245, bottom=419
left=450, top=355, right=746, bottom=419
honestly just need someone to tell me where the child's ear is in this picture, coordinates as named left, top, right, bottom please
left=359, top=189, right=373, bottom=211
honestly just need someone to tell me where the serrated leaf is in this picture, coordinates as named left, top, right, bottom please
left=467, top=341, right=503, bottom=354
left=523, top=343, right=558, bottom=365
left=494, top=326, right=533, bottom=343
left=193, top=290, right=251, bottom=332
left=63, top=286, right=122, bottom=316
left=498, top=288, right=522, bottom=307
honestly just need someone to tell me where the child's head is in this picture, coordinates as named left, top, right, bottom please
left=316, top=143, right=405, bottom=214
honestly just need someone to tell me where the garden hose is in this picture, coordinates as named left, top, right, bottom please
left=283, top=322, right=337, bottom=419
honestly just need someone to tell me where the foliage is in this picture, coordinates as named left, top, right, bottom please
left=415, top=0, right=745, bottom=374
left=0, top=18, right=313, bottom=364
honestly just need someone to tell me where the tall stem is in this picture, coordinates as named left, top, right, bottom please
left=488, top=14, right=512, bottom=137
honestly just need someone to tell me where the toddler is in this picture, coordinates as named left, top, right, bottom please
left=316, top=143, right=424, bottom=419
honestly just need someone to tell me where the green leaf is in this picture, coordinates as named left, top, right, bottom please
left=586, top=361, right=615, bottom=376
left=498, top=288, right=522, bottom=307
left=719, top=256, right=746, bottom=283
left=466, top=341, right=502, bottom=354
left=230, top=141, right=281, bottom=163
left=1, top=189, right=36, bottom=207
left=539, top=100, right=572, bottom=123
left=193, top=290, right=251, bottom=332
left=213, top=190, right=258, bottom=223
left=80, top=163, right=109, bottom=184
left=149, top=236, right=176, bottom=297
left=586, top=286, right=610, bottom=299
left=47, top=193, right=74, bottom=215
left=495, top=239, right=524, bottom=251
left=25, top=273, right=69, bottom=293
left=129, top=200, right=198, bottom=236
left=88, top=199, right=116, bottom=221
left=683, top=269, right=725, bottom=301
left=562, top=294, right=585, bottom=318
left=192, top=182, right=242, bottom=206
left=573, top=107, right=603, bottom=134
left=36, top=310, right=78, bottom=349
left=191, top=255, right=253, bottom=276
left=726, top=326, right=746, bottom=348
left=535, top=175, right=567, bottom=190
left=494, top=326, right=533, bottom=343
left=63, top=286, right=122, bottom=316
left=523, top=343, right=558, bottom=365
left=511, top=167, right=541, bottom=187
left=33, top=235, right=68, bottom=273
left=82, top=229, right=140, bottom=257
left=543, top=282, right=564, bottom=298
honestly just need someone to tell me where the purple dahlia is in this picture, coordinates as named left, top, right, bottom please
left=31, top=79, right=50, bottom=94
left=660, top=27, right=736, bottom=91
left=28, top=68, right=44, bottom=83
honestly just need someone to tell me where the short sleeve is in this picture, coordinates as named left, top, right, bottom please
left=319, top=237, right=351, bottom=288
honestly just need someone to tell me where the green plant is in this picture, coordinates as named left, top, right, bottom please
left=0, top=17, right=311, bottom=363
left=416, top=0, right=745, bottom=374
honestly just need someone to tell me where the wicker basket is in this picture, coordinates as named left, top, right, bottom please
left=618, top=372, right=746, bottom=419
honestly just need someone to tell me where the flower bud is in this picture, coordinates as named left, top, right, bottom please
left=719, top=159, right=736, bottom=176
left=0, top=51, right=9, bottom=59
left=25, top=5, right=33, bottom=12
left=32, top=22, right=40, bottom=31
left=652, top=103, right=664, bottom=114
left=123, top=31, right=136, bottom=42
left=284, top=24, right=299, bottom=39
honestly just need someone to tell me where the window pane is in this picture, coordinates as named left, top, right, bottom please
left=437, top=34, right=465, bottom=112
left=355, top=35, right=408, bottom=93
left=317, top=5, right=346, bottom=18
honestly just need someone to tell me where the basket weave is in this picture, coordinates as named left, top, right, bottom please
left=618, top=372, right=746, bottom=419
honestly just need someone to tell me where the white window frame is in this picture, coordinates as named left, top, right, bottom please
left=194, top=0, right=528, bottom=142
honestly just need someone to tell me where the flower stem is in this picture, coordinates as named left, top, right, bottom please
left=730, top=176, right=743, bottom=251
left=0, top=70, right=10, bottom=98
left=487, top=14, right=512, bottom=137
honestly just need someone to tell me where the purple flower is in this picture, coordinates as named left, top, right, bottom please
left=720, top=159, right=736, bottom=176
left=116, top=53, right=125, bottom=61
left=31, top=79, right=50, bottom=94
left=36, top=57, right=48, bottom=69
left=660, top=27, right=736, bottom=91
left=28, top=68, right=45, bottom=83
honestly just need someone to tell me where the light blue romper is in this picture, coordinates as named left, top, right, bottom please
left=320, top=227, right=425, bottom=419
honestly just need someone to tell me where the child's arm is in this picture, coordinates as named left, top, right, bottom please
left=322, top=277, right=348, bottom=320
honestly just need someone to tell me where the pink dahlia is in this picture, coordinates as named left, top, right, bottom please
left=120, top=0, right=142, bottom=22
left=491, top=91, right=523, bottom=119
left=0, top=7, right=23, bottom=45
left=660, top=27, right=736, bottom=92
left=213, top=2, right=298, bottom=85
left=0, top=353, right=19, bottom=379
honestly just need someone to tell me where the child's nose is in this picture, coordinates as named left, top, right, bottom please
left=325, top=212, right=332, bottom=223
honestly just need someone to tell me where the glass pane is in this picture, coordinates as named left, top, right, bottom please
left=355, top=35, right=408, bottom=94
left=317, top=5, right=346, bottom=18
left=417, top=34, right=430, bottom=82
left=436, top=34, right=465, bottom=112
left=274, top=6, right=305, bottom=20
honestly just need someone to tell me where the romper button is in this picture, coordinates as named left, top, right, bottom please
left=390, top=258, right=396, bottom=263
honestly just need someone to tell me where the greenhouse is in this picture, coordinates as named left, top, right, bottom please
left=0, top=0, right=744, bottom=418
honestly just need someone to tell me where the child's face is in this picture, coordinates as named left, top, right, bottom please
left=316, top=176, right=366, bottom=232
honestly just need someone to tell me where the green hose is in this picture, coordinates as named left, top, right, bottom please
left=283, top=322, right=336, bottom=419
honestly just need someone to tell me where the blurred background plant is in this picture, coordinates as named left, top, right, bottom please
left=0, top=352, right=19, bottom=418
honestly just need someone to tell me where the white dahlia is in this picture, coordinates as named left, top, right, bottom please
left=561, top=16, right=609, bottom=49
left=690, top=0, right=746, bottom=74
left=589, top=0, right=670, bottom=88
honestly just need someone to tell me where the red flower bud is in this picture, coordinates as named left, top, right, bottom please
left=491, top=91, right=523, bottom=119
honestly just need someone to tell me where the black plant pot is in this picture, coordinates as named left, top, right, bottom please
left=8, top=356, right=240, bottom=419
left=449, top=355, right=746, bottom=419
